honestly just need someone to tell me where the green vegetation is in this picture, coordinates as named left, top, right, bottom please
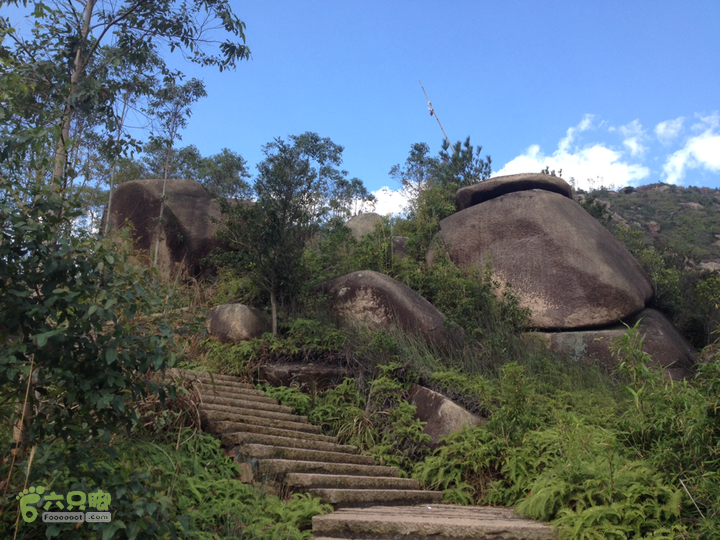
left=2, top=3, right=719, bottom=537
left=576, top=183, right=720, bottom=349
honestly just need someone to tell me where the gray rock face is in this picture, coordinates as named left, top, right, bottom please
left=345, top=213, right=383, bottom=237
left=206, top=304, right=271, bottom=343
left=105, top=179, right=225, bottom=278
left=455, top=173, right=573, bottom=211
left=530, top=309, right=696, bottom=379
left=392, top=236, right=409, bottom=261
left=320, top=270, right=460, bottom=347
left=409, top=385, right=486, bottom=446
left=428, top=190, right=653, bottom=329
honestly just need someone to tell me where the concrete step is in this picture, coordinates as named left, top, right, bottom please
left=180, top=370, right=254, bottom=387
left=237, top=444, right=375, bottom=465
left=204, top=420, right=338, bottom=443
left=312, top=504, right=558, bottom=539
left=195, top=385, right=276, bottom=402
left=201, top=410, right=322, bottom=434
left=222, top=432, right=357, bottom=454
left=308, top=489, right=443, bottom=508
left=287, top=473, right=420, bottom=491
left=201, top=403, right=308, bottom=424
left=259, top=459, right=399, bottom=479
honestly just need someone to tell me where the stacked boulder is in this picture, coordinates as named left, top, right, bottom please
left=428, top=173, right=696, bottom=377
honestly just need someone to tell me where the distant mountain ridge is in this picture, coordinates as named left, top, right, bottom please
left=578, top=183, right=720, bottom=266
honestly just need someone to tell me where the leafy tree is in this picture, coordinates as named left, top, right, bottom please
left=389, top=142, right=439, bottom=216
left=199, top=147, right=253, bottom=199
left=391, top=137, right=491, bottom=259
left=217, top=133, right=372, bottom=335
left=0, top=176, right=180, bottom=446
left=0, top=0, right=250, bottom=192
left=218, top=138, right=321, bottom=335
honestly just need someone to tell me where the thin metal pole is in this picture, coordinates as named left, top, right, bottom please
left=419, top=81, right=455, bottom=154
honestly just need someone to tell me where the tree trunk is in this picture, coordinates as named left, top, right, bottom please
left=153, top=143, right=173, bottom=268
left=51, top=0, right=96, bottom=188
left=270, top=288, right=278, bottom=337
left=104, top=94, right=131, bottom=235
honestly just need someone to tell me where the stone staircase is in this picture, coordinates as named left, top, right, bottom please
left=188, top=370, right=443, bottom=508
left=183, top=370, right=557, bottom=539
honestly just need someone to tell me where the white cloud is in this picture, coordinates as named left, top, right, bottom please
left=619, top=119, right=646, bottom=157
left=495, top=116, right=650, bottom=191
left=662, top=113, right=720, bottom=184
left=654, top=117, right=684, bottom=145
left=369, top=186, right=409, bottom=216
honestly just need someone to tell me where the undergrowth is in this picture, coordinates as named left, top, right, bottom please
left=2, top=429, right=331, bottom=539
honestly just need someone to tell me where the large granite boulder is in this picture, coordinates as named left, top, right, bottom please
left=428, top=190, right=653, bottom=329
left=206, top=304, right=271, bottom=343
left=529, top=309, right=696, bottom=379
left=320, top=270, right=461, bottom=347
left=409, top=385, right=486, bottom=446
left=345, top=213, right=383, bottom=238
left=104, top=179, right=225, bottom=278
left=456, top=173, right=573, bottom=211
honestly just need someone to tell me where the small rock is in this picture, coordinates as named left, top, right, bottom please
left=680, top=202, right=704, bottom=210
left=206, top=304, right=271, bottom=343
left=409, top=385, right=486, bottom=446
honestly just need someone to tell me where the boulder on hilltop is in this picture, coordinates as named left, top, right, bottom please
left=455, top=173, right=573, bottom=211
left=320, top=270, right=461, bottom=347
left=104, top=179, right=227, bottom=279
left=428, top=190, right=653, bottom=329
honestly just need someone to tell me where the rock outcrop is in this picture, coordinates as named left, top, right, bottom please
left=206, top=304, right=271, bottom=343
left=455, top=173, right=573, bottom=211
left=428, top=189, right=653, bottom=329
left=345, top=213, right=383, bottom=237
left=529, top=309, right=696, bottom=379
left=409, top=385, right=486, bottom=446
left=104, top=179, right=227, bottom=278
left=320, top=270, right=460, bottom=347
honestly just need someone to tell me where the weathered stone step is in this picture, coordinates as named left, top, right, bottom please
left=201, top=410, right=322, bottom=434
left=259, top=459, right=399, bottom=478
left=204, top=420, right=338, bottom=444
left=196, top=385, right=276, bottom=402
left=308, top=489, right=443, bottom=508
left=223, top=432, right=357, bottom=454
left=201, top=402, right=307, bottom=424
left=200, top=393, right=291, bottom=413
left=287, top=473, right=420, bottom=491
left=238, top=444, right=375, bottom=465
left=312, top=504, right=558, bottom=539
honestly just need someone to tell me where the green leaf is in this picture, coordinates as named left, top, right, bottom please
left=106, top=349, right=118, bottom=365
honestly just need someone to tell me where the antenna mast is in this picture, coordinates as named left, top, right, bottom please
left=419, top=81, right=454, bottom=154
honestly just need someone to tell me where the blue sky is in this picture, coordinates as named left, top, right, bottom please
left=6, top=1, right=720, bottom=214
